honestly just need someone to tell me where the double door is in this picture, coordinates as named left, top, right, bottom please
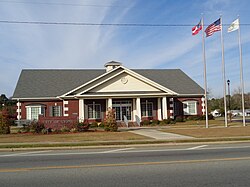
left=112, top=100, right=132, bottom=121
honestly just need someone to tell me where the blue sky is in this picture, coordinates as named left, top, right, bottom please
left=0, top=0, right=250, bottom=98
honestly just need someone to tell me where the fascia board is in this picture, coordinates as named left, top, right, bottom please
left=75, top=93, right=172, bottom=98
left=12, top=97, right=59, bottom=101
left=177, top=94, right=204, bottom=97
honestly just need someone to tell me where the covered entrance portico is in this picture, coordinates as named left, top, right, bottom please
left=78, top=95, right=173, bottom=125
left=63, top=63, right=178, bottom=124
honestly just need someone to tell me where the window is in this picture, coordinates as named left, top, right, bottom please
left=88, top=102, right=101, bottom=119
left=50, top=106, right=62, bottom=117
left=141, top=100, right=153, bottom=117
left=26, top=105, right=45, bottom=120
left=183, top=101, right=197, bottom=115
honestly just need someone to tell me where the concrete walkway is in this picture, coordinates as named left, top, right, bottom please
left=129, top=129, right=193, bottom=140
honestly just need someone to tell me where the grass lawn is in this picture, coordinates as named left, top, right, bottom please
left=0, top=131, right=150, bottom=144
left=159, top=116, right=250, bottom=138
left=1, top=117, right=249, bottom=145
left=168, top=117, right=249, bottom=128
left=162, top=126, right=250, bottom=138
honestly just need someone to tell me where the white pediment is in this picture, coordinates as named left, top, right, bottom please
left=89, top=72, right=162, bottom=93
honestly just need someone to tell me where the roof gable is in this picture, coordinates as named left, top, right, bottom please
left=66, top=66, right=176, bottom=97
left=86, top=72, right=163, bottom=93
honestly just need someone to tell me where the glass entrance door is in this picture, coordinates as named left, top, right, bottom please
left=112, top=100, right=132, bottom=121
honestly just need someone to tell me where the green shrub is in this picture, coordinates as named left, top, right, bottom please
left=159, top=121, right=166, bottom=125
left=41, top=128, right=49, bottom=134
left=141, top=120, right=150, bottom=126
left=151, top=119, right=159, bottom=125
left=175, top=116, right=185, bottom=122
left=52, top=129, right=61, bottom=133
left=29, top=121, right=45, bottom=133
left=76, top=121, right=90, bottom=132
left=61, top=126, right=70, bottom=132
left=98, top=122, right=105, bottom=128
left=170, top=120, right=176, bottom=124
left=104, top=108, right=118, bottom=132
left=162, top=118, right=171, bottom=124
left=186, top=116, right=200, bottom=121
left=70, top=128, right=78, bottom=133
left=90, top=121, right=98, bottom=128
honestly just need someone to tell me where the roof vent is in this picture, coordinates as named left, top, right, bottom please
left=104, top=61, right=122, bottom=72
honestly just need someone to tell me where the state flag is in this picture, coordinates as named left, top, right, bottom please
left=228, top=18, right=239, bottom=33
left=192, top=20, right=202, bottom=35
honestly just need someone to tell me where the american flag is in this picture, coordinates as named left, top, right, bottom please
left=205, top=18, right=221, bottom=37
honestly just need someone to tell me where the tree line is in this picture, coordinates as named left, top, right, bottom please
left=208, top=92, right=250, bottom=113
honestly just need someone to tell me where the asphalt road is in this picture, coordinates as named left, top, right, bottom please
left=0, top=142, right=250, bottom=187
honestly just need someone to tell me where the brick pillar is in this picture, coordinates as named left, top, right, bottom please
left=63, top=100, right=69, bottom=117
left=169, top=97, right=174, bottom=119
left=16, top=101, right=21, bottom=120
left=201, top=97, right=205, bottom=115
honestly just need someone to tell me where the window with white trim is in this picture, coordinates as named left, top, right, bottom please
left=88, top=102, right=101, bottom=119
left=141, top=100, right=153, bottom=117
left=26, top=105, right=45, bottom=120
left=183, top=101, right=197, bottom=115
left=50, top=106, right=62, bottom=117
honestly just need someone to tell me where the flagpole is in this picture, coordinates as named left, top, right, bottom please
left=201, top=15, right=209, bottom=128
left=220, top=15, right=228, bottom=127
left=238, top=16, right=246, bottom=126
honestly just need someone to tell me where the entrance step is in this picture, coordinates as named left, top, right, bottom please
left=117, top=121, right=139, bottom=127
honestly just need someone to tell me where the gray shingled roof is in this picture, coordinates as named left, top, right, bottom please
left=13, top=68, right=204, bottom=98
left=134, top=69, right=204, bottom=95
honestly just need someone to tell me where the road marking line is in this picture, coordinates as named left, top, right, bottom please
left=102, top=148, right=134, bottom=153
left=1, top=145, right=250, bottom=157
left=1, top=156, right=250, bottom=173
left=0, top=150, right=52, bottom=157
left=187, top=145, right=208, bottom=150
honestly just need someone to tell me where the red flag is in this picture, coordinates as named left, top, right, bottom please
left=205, top=18, right=221, bottom=37
left=192, top=20, right=202, bottom=35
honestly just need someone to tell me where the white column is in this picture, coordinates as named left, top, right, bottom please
left=79, top=99, right=84, bottom=122
left=157, top=98, right=162, bottom=121
left=108, top=98, right=112, bottom=109
left=162, top=97, right=168, bottom=119
left=136, top=97, right=141, bottom=122
left=132, top=98, right=136, bottom=121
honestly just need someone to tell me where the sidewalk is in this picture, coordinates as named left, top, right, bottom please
left=129, top=129, right=193, bottom=140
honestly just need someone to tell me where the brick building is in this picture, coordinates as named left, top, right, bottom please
left=12, top=61, right=205, bottom=126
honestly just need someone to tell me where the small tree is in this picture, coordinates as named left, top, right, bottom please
left=0, top=110, right=10, bottom=134
left=104, top=108, right=118, bottom=132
